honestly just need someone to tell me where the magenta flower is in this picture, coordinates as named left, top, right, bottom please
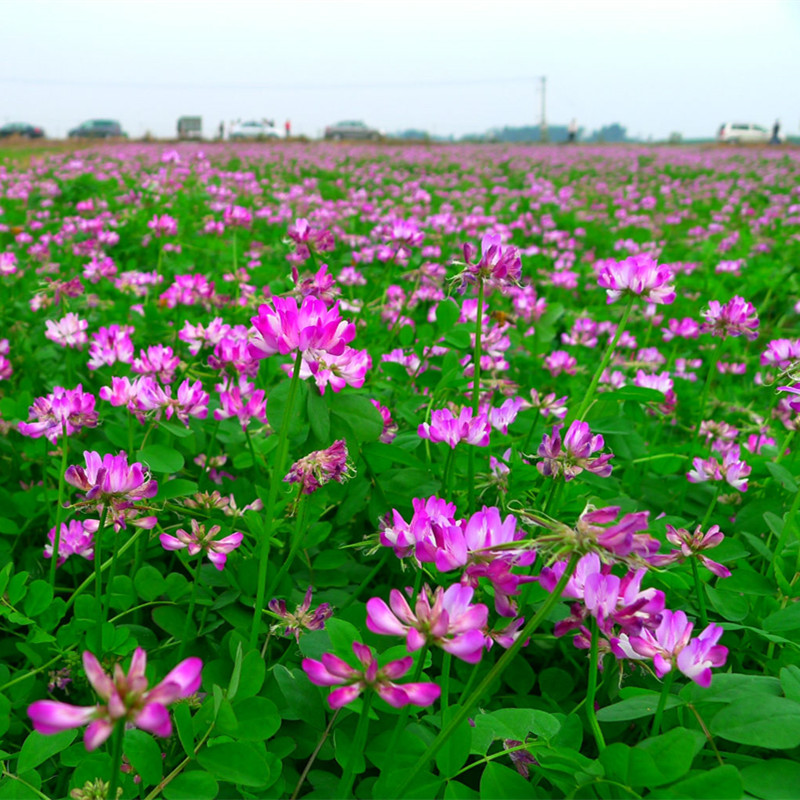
left=28, top=649, right=202, bottom=750
left=536, top=421, right=614, bottom=481
left=460, top=232, right=522, bottom=288
left=88, top=324, right=134, bottom=370
left=147, top=214, right=178, bottom=237
left=302, top=642, right=441, bottom=709
left=379, top=495, right=458, bottom=560
left=687, top=445, right=750, bottom=492
left=132, top=344, right=180, bottom=384
left=418, top=406, right=491, bottom=449
left=250, top=296, right=355, bottom=360
left=621, top=610, right=727, bottom=687
left=65, top=451, right=158, bottom=515
left=44, top=519, right=97, bottom=566
left=214, top=380, right=267, bottom=430
left=525, top=389, right=568, bottom=419
left=367, top=584, right=488, bottom=663
left=44, top=312, right=89, bottom=349
left=159, top=519, right=243, bottom=569
left=543, top=350, right=578, bottom=377
left=284, top=440, right=352, bottom=495
left=649, top=524, right=731, bottom=578
left=18, top=385, right=99, bottom=442
left=288, top=346, right=372, bottom=394
left=268, top=587, right=333, bottom=642
left=371, top=399, right=398, bottom=443
left=701, top=296, right=759, bottom=340
left=596, top=254, right=676, bottom=305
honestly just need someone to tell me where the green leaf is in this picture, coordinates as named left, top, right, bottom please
left=763, top=603, right=800, bottom=633
left=267, top=378, right=309, bottom=435
left=197, top=741, right=271, bottom=787
left=123, top=728, right=163, bottom=787
left=235, top=649, right=267, bottom=699
left=23, top=580, right=53, bottom=617
left=597, top=693, right=683, bottom=722
left=780, top=665, right=800, bottom=703
left=138, top=444, right=185, bottom=473
left=159, top=479, right=199, bottom=500
left=444, top=781, right=480, bottom=799
left=134, top=565, right=167, bottom=601
left=328, top=393, right=383, bottom=444
left=163, top=771, right=219, bottom=800
left=765, top=462, right=798, bottom=493
left=648, top=765, right=742, bottom=800
left=436, top=707, right=472, bottom=778
left=325, top=618, right=361, bottom=660
left=232, top=696, right=281, bottom=741
left=741, top=759, right=800, bottom=799
left=710, top=695, right=800, bottom=748
left=436, top=298, right=461, bottom=333
left=633, top=728, right=703, bottom=786
left=108, top=575, right=136, bottom=612
left=18, top=730, right=76, bottom=774
left=308, top=389, right=331, bottom=442
left=443, top=325, right=472, bottom=350
left=173, top=703, right=194, bottom=758
left=479, top=762, right=534, bottom=799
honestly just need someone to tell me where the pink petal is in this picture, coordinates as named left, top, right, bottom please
left=366, top=597, right=408, bottom=636
left=84, top=718, right=115, bottom=751
left=302, top=658, right=345, bottom=686
left=377, top=684, right=411, bottom=708
left=159, top=533, right=187, bottom=551
left=400, top=682, right=442, bottom=707
left=82, top=652, right=114, bottom=700
left=28, top=700, right=95, bottom=734
left=328, top=685, right=362, bottom=709
left=135, top=702, right=172, bottom=737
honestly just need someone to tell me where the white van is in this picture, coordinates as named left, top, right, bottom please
left=717, top=123, right=773, bottom=144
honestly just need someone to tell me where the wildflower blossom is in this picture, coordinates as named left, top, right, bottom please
left=87, top=324, right=134, bottom=370
left=596, top=254, right=676, bottom=305
left=44, top=520, right=97, bottom=566
left=45, top=313, right=89, bottom=349
left=418, top=406, right=491, bottom=449
left=459, top=232, right=522, bottom=288
left=367, top=584, right=488, bottom=663
left=28, top=649, right=202, bottom=750
left=268, top=587, right=333, bottom=641
left=536, top=421, right=614, bottom=481
left=302, top=642, right=440, bottom=709
left=159, top=519, right=243, bottom=569
left=18, top=385, right=99, bottom=442
left=284, top=440, right=352, bottom=494
left=701, top=296, right=759, bottom=340
left=649, top=524, right=731, bottom=578
left=65, top=451, right=158, bottom=513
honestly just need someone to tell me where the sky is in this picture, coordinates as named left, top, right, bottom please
left=1, top=0, right=799, bottom=141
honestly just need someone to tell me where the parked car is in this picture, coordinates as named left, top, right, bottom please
left=229, top=120, right=281, bottom=140
left=324, top=120, right=382, bottom=141
left=717, top=122, right=776, bottom=144
left=0, top=122, right=45, bottom=139
left=177, top=116, right=202, bottom=140
left=68, top=120, right=127, bottom=139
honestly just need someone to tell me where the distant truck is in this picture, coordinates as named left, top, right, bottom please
left=177, top=117, right=202, bottom=140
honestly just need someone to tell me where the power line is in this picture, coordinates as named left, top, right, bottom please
left=0, top=75, right=537, bottom=92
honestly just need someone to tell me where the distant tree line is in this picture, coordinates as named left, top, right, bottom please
left=391, top=123, right=633, bottom=143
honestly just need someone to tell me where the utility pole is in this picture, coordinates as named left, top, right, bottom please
left=540, top=75, right=548, bottom=143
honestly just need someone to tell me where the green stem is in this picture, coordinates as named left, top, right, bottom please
left=337, top=692, right=374, bottom=798
left=106, top=722, right=125, bottom=800
left=441, top=448, right=455, bottom=497
left=586, top=617, right=606, bottom=752
left=468, top=278, right=486, bottom=515
left=574, top=297, right=635, bottom=422
left=393, top=552, right=580, bottom=798
left=385, top=643, right=429, bottom=756
left=441, top=651, right=452, bottom=713
left=693, top=340, right=719, bottom=442
left=769, top=487, right=800, bottom=578
left=201, top=418, right=222, bottom=490
left=249, top=351, right=304, bottom=651
left=265, top=492, right=305, bottom=599
left=776, top=429, right=795, bottom=465
left=651, top=669, right=677, bottom=736
left=49, top=429, right=70, bottom=587
left=177, top=557, right=201, bottom=661
left=690, top=558, right=708, bottom=628
left=699, top=484, right=719, bottom=532
left=340, top=551, right=389, bottom=611
left=94, top=504, right=110, bottom=610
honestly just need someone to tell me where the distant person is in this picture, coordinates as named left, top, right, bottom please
left=218, top=121, right=224, bottom=140
left=568, top=118, right=578, bottom=143
left=285, top=119, right=291, bottom=138
left=771, top=120, right=781, bottom=145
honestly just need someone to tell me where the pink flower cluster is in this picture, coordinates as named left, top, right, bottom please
left=418, top=406, right=491, bottom=449
left=536, top=420, right=614, bottom=481
left=596, top=254, right=676, bottom=305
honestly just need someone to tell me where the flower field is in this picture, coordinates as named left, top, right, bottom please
left=1, top=142, right=800, bottom=799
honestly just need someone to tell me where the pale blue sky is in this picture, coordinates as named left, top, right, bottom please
left=1, top=0, right=799, bottom=140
